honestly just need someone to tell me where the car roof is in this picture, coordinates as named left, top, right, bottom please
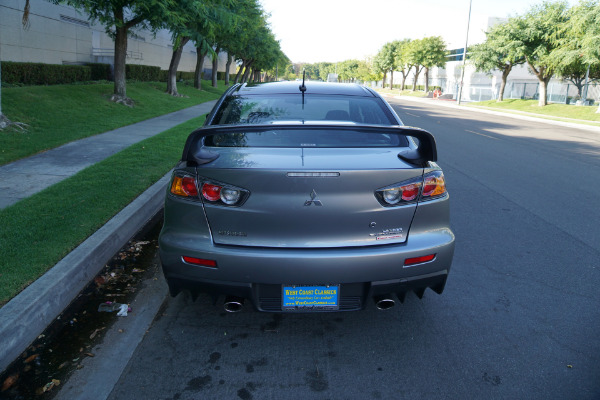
left=232, top=81, right=376, bottom=97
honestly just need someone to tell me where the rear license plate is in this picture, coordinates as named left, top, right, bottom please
left=282, top=285, right=339, bottom=311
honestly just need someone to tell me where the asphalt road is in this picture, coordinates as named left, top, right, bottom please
left=105, top=99, right=600, bottom=399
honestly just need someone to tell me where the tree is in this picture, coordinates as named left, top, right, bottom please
left=469, top=21, right=524, bottom=101
left=165, top=0, right=232, bottom=96
left=378, top=42, right=398, bottom=89
left=372, top=52, right=387, bottom=87
left=553, top=0, right=600, bottom=111
left=393, top=39, right=413, bottom=91
left=419, top=36, right=447, bottom=93
left=338, top=60, right=360, bottom=82
left=52, top=0, right=180, bottom=104
left=407, top=39, right=428, bottom=91
left=509, top=1, right=569, bottom=106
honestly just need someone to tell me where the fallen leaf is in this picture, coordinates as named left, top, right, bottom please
left=76, top=364, right=84, bottom=369
left=58, top=362, right=68, bottom=370
left=567, top=364, right=573, bottom=368
left=24, top=354, right=39, bottom=363
left=42, top=380, right=56, bottom=393
left=89, top=329, right=101, bottom=339
left=1, top=374, right=19, bottom=392
left=84, top=353, right=95, bottom=357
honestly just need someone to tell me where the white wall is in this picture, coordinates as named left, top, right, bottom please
left=0, top=0, right=234, bottom=74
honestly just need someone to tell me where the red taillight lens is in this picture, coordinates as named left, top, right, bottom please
left=182, top=256, right=217, bottom=268
left=422, top=172, right=446, bottom=198
left=170, top=175, right=198, bottom=197
left=404, top=254, right=436, bottom=266
left=202, top=183, right=222, bottom=202
left=401, top=184, right=420, bottom=201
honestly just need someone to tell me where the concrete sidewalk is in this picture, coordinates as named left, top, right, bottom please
left=0, top=100, right=217, bottom=209
left=0, top=100, right=216, bottom=373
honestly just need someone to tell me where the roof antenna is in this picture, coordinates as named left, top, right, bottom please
left=299, top=69, right=307, bottom=93
left=299, top=69, right=306, bottom=109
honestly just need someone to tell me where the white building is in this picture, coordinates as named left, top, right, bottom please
left=0, top=0, right=234, bottom=76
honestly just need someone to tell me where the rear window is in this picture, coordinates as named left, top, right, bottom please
left=211, top=94, right=395, bottom=125
left=204, top=128, right=409, bottom=148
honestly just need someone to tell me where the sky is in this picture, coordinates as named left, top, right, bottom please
left=259, top=0, right=577, bottom=64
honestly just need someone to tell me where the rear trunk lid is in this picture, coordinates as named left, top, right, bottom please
left=199, top=147, right=422, bottom=248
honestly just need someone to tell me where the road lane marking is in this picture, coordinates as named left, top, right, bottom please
left=465, top=129, right=499, bottom=140
left=405, top=112, right=421, bottom=118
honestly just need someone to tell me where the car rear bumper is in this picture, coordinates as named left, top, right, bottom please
left=159, top=229, right=455, bottom=312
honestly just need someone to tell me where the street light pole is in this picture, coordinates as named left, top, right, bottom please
left=457, top=0, right=472, bottom=105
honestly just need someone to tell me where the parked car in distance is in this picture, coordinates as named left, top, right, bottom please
left=159, top=81, right=455, bottom=312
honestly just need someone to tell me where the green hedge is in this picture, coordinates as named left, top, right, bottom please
left=87, top=63, right=112, bottom=81
left=125, top=64, right=161, bottom=81
left=1, top=61, right=226, bottom=85
left=1, top=62, right=91, bottom=85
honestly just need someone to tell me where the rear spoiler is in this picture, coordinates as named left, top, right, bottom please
left=181, top=124, right=437, bottom=168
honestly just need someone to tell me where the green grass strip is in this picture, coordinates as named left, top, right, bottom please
left=1, top=81, right=224, bottom=165
left=0, top=115, right=205, bottom=305
left=466, top=99, right=600, bottom=125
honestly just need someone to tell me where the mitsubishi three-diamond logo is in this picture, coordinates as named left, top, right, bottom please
left=304, top=189, right=323, bottom=206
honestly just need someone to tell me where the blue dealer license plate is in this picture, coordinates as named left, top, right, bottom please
left=282, top=285, right=339, bottom=311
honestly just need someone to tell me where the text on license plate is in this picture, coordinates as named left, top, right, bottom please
left=282, top=285, right=339, bottom=310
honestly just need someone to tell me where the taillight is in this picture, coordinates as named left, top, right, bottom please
left=376, top=170, right=447, bottom=207
left=421, top=171, right=446, bottom=199
left=170, top=174, right=198, bottom=197
left=202, top=183, right=221, bottom=202
left=200, top=179, right=248, bottom=206
left=169, top=173, right=248, bottom=206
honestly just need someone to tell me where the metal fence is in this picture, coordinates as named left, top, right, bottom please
left=455, top=81, right=599, bottom=104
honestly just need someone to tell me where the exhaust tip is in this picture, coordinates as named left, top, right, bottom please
left=374, top=296, right=395, bottom=310
left=224, top=296, right=245, bottom=313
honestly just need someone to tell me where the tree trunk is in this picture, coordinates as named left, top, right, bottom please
left=225, top=54, right=233, bottom=86
left=166, top=36, right=190, bottom=96
left=113, top=7, right=128, bottom=99
left=389, top=69, right=393, bottom=89
left=497, top=65, right=512, bottom=102
left=211, top=48, right=219, bottom=88
left=382, top=71, right=387, bottom=88
left=412, top=67, right=423, bottom=92
left=194, top=48, right=207, bottom=90
left=400, top=72, right=407, bottom=91
left=242, top=61, right=253, bottom=83
left=424, top=68, right=430, bottom=93
left=538, top=78, right=550, bottom=107
left=526, top=60, right=551, bottom=106
left=234, top=61, right=245, bottom=84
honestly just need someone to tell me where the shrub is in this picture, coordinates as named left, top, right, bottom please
left=1, top=62, right=91, bottom=85
left=86, top=63, right=112, bottom=80
left=125, top=64, right=161, bottom=81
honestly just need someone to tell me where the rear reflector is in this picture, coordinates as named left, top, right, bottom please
left=182, top=256, right=217, bottom=268
left=404, top=254, right=436, bottom=266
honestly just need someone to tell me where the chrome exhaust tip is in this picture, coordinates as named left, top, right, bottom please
left=224, top=296, right=245, bottom=313
left=374, top=296, right=395, bottom=310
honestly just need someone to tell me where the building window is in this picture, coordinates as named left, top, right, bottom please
left=60, top=14, right=90, bottom=27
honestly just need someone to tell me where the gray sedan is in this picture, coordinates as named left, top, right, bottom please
left=159, top=81, right=455, bottom=312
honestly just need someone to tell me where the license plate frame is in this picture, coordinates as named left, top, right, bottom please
left=282, top=285, right=340, bottom=311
